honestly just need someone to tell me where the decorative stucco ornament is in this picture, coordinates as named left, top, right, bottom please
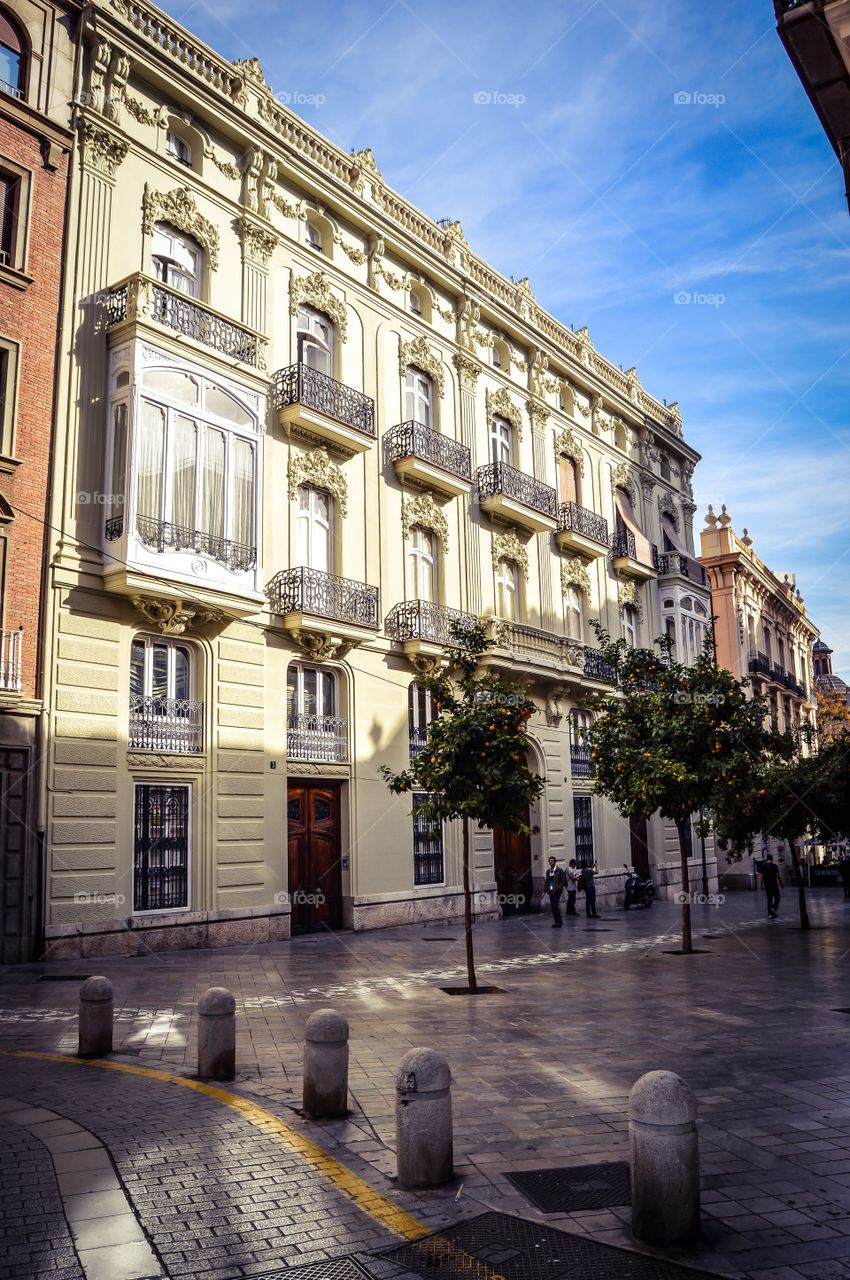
left=399, top=336, right=445, bottom=396
left=492, top=530, right=529, bottom=580
left=142, top=186, right=220, bottom=269
left=288, top=447, right=349, bottom=516
left=402, top=493, right=449, bottom=552
left=289, top=271, right=348, bottom=341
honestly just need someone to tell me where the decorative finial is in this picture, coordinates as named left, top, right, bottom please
left=704, top=504, right=718, bottom=528
left=741, top=527, right=753, bottom=546
left=718, top=504, right=732, bottom=528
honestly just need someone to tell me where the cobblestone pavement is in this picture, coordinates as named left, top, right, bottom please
left=1, top=891, right=850, bottom=1280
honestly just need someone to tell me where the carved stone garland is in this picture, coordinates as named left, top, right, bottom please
left=611, top=462, right=636, bottom=500
left=289, top=271, right=348, bottom=342
left=492, top=530, right=529, bottom=580
left=554, top=427, right=585, bottom=475
left=561, top=557, right=592, bottom=600
left=288, top=447, right=348, bottom=516
left=142, top=186, right=220, bottom=270
left=486, top=387, right=523, bottom=440
left=658, top=491, right=680, bottom=530
left=399, top=336, right=445, bottom=397
left=402, top=492, right=449, bottom=553
left=617, top=578, right=643, bottom=620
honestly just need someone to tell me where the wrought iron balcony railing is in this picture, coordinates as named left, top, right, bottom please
left=475, top=461, right=558, bottom=519
left=385, top=600, right=477, bottom=647
left=611, top=530, right=659, bottom=569
left=382, top=421, right=472, bottom=482
left=656, top=552, right=708, bottom=586
left=410, top=725, right=429, bottom=758
left=106, top=275, right=265, bottom=368
left=570, top=745, right=592, bottom=778
left=584, top=646, right=618, bottom=683
left=267, top=566, right=380, bottom=629
left=0, top=626, right=23, bottom=693
left=747, top=650, right=772, bottom=678
left=133, top=515, right=257, bottom=573
left=771, top=663, right=786, bottom=685
left=287, top=713, right=349, bottom=763
left=557, top=502, right=609, bottom=547
left=272, top=362, right=376, bottom=438
left=129, top=696, right=204, bottom=752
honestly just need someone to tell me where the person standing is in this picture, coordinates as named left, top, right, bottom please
left=580, top=861, right=600, bottom=919
left=545, top=857, right=566, bottom=927
left=565, top=860, right=579, bottom=916
left=759, top=853, right=783, bottom=919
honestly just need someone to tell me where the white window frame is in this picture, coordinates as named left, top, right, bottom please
left=130, top=634, right=193, bottom=702
left=297, top=304, right=334, bottom=374
left=132, top=782, right=191, bottom=916
left=287, top=663, right=337, bottom=719
left=404, top=366, right=433, bottom=428
left=305, top=220, right=324, bottom=252
left=408, top=525, right=437, bottom=602
left=407, top=287, right=422, bottom=316
left=496, top=559, right=520, bottom=621
left=295, top=484, right=333, bottom=573
left=623, top=603, right=638, bottom=648
left=565, top=585, right=584, bottom=642
left=165, top=130, right=192, bottom=167
left=491, top=415, right=513, bottom=467
left=151, top=222, right=201, bottom=297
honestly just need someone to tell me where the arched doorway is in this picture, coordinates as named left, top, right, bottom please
left=493, top=743, right=541, bottom=915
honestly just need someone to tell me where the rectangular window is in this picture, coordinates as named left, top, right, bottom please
left=412, top=793, right=444, bottom=885
left=573, top=795, right=594, bottom=867
left=0, top=337, right=19, bottom=458
left=133, top=784, right=189, bottom=911
left=0, top=163, right=29, bottom=271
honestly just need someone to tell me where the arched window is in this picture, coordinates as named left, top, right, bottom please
left=496, top=559, right=519, bottom=621
left=491, top=337, right=509, bottom=372
left=166, top=129, right=193, bottom=168
left=660, top=455, right=671, bottom=482
left=614, top=422, right=628, bottom=452
left=407, top=525, right=437, bottom=602
left=287, top=663, right=345, bottom=761
left=404, top=366, right=433, bottom=427
left=151, top=222, right=202, bottom=297
left=490, top=415, right=513, bottom=467
left=408, top=681, right=435, bottom=757
left=297, top=305, right=334, bottom=375
left=558, top=454, right=581, bottom=506
left=0, top=10, right=26, bottom=99
left=304, top=219, right=324, bottom=253
left=623, top=603, right=638, bottom=648
left=295, top=485, right=332, bottom=573
left=565, top=585, right=584, bottom=641
left=129, top=635, right=201, bottom=752
left=763, top=624, right=772, bottom=662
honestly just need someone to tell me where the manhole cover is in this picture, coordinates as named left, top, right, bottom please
left=226, top=1256, right=373, bottom=1280
left=505, top=1162, right=630, bottom=1212
left=383, top=1212, right=718, bottom=1280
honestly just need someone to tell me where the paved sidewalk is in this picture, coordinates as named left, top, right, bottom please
left=1, top=892, right=850, bottom=1280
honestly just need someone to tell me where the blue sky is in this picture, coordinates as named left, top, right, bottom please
left=167, top=0, right=850, bottom=678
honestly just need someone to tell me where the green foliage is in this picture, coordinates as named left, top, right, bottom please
left=380, top=622, right=545, bottom=832
left=583, top=624, right=775, bottom=832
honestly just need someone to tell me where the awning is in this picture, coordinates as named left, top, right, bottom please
left=614, top=488, right=654, bottom=568
left=662, top=512, right=688, bottom=554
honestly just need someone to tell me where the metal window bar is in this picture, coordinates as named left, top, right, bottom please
left=267, top=566, right=380, bottom=629
left=412, top=793, right=444, bottom=886
left=286, top=713, right=349, bottom=762
left=150, top=284, right=262, bottom=365
left=573, top=795, right=595, bottom=867
left=557, top=501, right=609, bottom=547
left=382, top=421, right=472, bottom=481
left=128, top=696, right=204, bottom=753
left=570, top=745, right=592, bottom=778
left=385, top=600, right=477, bottom=646
left=611, top=529, right=660, bottom=569
left=583, top=646, right=618, bottom=683
left=0, top=626, right=22, bottom=692
left=272, top=362, right=376, bottom=437
left=134, top=515, right=256, bottom=573
left=475, top=461, right=558, bottom=518
left=133, top=785, right=189, bottom=912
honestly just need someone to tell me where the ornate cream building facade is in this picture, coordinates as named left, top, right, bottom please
left=43, top=0, right=716, bottom=957
left=699, top=504, right=819, bottom=888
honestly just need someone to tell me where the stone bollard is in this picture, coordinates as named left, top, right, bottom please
left=78, top=976, right=114, bottom=1058
left=302, top=1009, right=349, bottom=1118
left=629, top=1069, right=700, bottom=1246
left=197, top=987, right=236, bottom=1081
left=395, top=1047, right=453, bottom=1188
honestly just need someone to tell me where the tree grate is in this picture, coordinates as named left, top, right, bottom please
left=504, top=1162, right=630, bottom=1213
left=382, top=1211, right=718, bottom=1280
left=221, top=1256, right=375, bottom=1280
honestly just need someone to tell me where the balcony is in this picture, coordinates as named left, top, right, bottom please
left=115, top=515, right=257, bottom=574
left=570, top=744, right=592, bottom=778
left=657, top=552, right=708, bottom=587
left=287, top=713, right=349, bottom=763
left=267, top=566, right=380, bottom=652
left=611, top=530, right=658, bottom=581
left=584, top=646, right=618, bottom=684
left=385, top=600, right=477, bottom=668
left=0, top=627, right=22, bottom=695
left=129, top=696, right=204, bottom=753
left=273, top=362, right=375, bottom=455
left=475, top=462, right=558, bottom=534
left=483, top=618, right=584, bottom=681
left=383, top=421, right=472, bottom=498
left=747, top=650, right=772, bottom=680
left=106, top=273, right=266, bottom=369
left=555, top=502, right=609, bottom=559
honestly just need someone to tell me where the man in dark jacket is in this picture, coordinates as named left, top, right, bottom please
left=759, top=853, right=783, bottom=919
left=580, top=861, right=601, bottom=918
left=545, top=857, right=566, bottom=927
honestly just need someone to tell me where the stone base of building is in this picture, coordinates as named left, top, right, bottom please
left=346, top=884, right=500, bottom=931
left=44, top=904, right=292, bottom=960
left=652, top=857, right=720, bottom=901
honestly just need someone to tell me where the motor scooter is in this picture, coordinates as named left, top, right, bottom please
left=623, top=864, right=655, bottom=909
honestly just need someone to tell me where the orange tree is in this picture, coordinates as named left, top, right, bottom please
left=381, top=622, right=544, bottom=993
left=583, top=625, right=775, bottom=954
left=816, top=685, right=850, bottom=743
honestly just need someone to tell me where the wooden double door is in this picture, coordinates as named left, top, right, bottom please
left=287, top=783, right=343, bottom=934
left=493, top=825, right=533, bottom=914
left=0, top=749, right=35, bottom=963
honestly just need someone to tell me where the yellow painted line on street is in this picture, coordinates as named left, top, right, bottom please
left=1, top=1050, right=429, bottom=1242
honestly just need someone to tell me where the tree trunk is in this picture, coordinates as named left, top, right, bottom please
left=788, top=838, right=810, bottom=931
left=462, top=815, right=478, bottom=992
left=676, top=818, right=694, bottom=955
